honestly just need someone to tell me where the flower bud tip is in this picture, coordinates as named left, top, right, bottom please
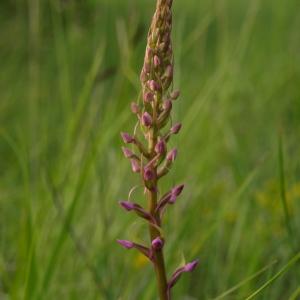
left=152, top=237, right=164, bottom=250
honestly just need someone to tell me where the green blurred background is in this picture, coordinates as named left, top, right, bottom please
left=0, top=0, right=300, bottom=299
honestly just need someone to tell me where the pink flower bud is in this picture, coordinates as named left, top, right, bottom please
left=131, top=102, right=140, bottom=114
left=117, top=239, right=134, bottom=249
left=117, top=239, right=152, bottom=260
left=152, top=237, right=164, bottom=250
left=148, top=80, right=160, bottom=91
left=131, top=159, right=140, bottom=173
left=143, top=91, right=154, bottom=103
left=121, top=132, right=135, bottom=144
left=184, top=260, right=199, bottom=272
left=166, top=148, right=177, bottom=162
left=165, top=65, right=173, bottom=78
left=122, top=147, right=134, bottom=158
left=144, top=167, right=155, bottom=181
left=154, top=55, right=161, bottom=67
left=119, top=201, right=135, bottom=211
left=141, top=112, right=153, bottom=127
left=155, top=139, right=166, bottom=154
left=170, top=90, right=180, bottom=100
left=163, top=99, right=172, bottom=111
left=168, top=184, right=184, bottom=204
left=170, top=123, right=182, bottom=134
left=172, top=184, right=184, bottom=197
left=168, top=259, right=199, bottom=289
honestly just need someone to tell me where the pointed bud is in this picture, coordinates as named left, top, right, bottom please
left=141, top=112, right=153, bottom=127
left=152, top=237, right=164, bottom=251
left=143, top=91, right=154, bottom=103
left=165, top=65, right=173, bottom=78
left=117, top=239, right=134, bottom=249
left=184, top=260, right=199, bottom=272
left=170, top=90, right=180, bottom=100
left=172, top=184, right=184, bottom=197
left=122, top=147, right=134, bottom=158
left=131, top=102, right=140, bottom=114
left=121, top=132, right=135, bottom=144
left=155, top=139, right=167, bottom=155
left=144, top=167, right=155, bottom=181
left=119, top=201, right=135, bottom=211
left=163, top=99, right=172, bottom=111
left=131, top=159, right=140, bottom=173
left=148, top=80, right=160, bottom=91
left=168, top=259, right=199, bottom=289
left=117, top=239, right=153, bottom=260
left=166, top=148, right=177, bottom=162
left=154, top=55, right=161, bottom=68
left=168, top=184, right=184, bottom=204
left=170, top=123, right=182, bottom=134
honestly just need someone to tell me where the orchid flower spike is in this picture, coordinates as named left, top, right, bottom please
left=117, top=0, right=198, bottom=298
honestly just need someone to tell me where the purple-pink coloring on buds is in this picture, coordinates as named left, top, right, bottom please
left=170, top=123, right=182, bottom=134
left=172, top=184, right=184, bottom=197
left=184, top=260, right=199, bottom=272
left=131, top=159, right=140, bottom=173
left=121, top=132, right=135, bottom=144
left=170, top=90, right=180, bottom=100
left=168, top=184, right=184, bottom=204
left=141, top=112, right=153, bottom=127
left=144, top=91, right=154, bottom=103
left=163, top=99, right=172, bottom=111
left=117, top=239, right=134, bottom=249
left=148, top=80, right=160, bottom=91
left=152, top=237, right=164, bottom=251
left=154, top=55, right=161, bottom=67
left=117, top=239, right=152, bottom=260
left=119, top=200, right=155, bottom=223
left=119, top=201, right=135, bottom=211
left=122, top=147, right=134, bottom=159
left=165, top=65, right=173, bottom=78
left=168, top=259, right=199, bottom=289
left=144, top=167, right=155, bottom=181
left=155, top=139, right=166, bottom=154
left=166, top=148, right=177, bottom=162
left=131, top=102, right=140, bottom=114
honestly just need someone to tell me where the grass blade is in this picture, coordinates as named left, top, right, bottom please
left=212, top=260, right=277, bottom=300
left=245, top=252, right=300, bottom=300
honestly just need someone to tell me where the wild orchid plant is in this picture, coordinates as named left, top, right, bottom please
left=117, top=0, right=198, bottom=299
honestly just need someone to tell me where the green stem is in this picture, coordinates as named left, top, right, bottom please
left=148, top=187, right=168, bottom=300
left=147, top=125, right=168, bottom=300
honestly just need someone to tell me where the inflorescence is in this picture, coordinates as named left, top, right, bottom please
left=117, top=1, right=198, bottom=299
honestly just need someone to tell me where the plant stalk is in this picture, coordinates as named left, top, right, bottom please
left=148, top=187, right=168, bottom=300
left=148, top=127, right=168, bottom=299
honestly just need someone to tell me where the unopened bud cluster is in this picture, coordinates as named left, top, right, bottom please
left=117, top=0, right=198, bottom=299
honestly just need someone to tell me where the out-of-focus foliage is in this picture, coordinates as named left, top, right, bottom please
left=0, top=0, right=299, bottom=299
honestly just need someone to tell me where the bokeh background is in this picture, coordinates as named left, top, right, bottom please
left=1, top=0, right=300, bottom=299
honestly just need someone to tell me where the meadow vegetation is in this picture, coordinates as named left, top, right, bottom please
left=0, top=0, right=300, bottom=299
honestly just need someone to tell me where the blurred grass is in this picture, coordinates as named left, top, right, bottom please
left=0, top=0, right=300, bottom=299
